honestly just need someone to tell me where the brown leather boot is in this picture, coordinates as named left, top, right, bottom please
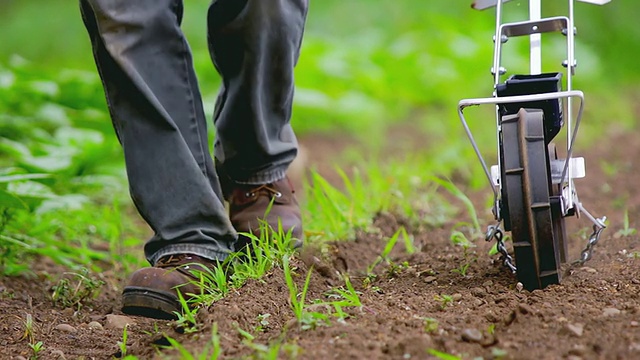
left=121, top=254, right=219, bottom=319
left=228, top=177, right=303, bottom=250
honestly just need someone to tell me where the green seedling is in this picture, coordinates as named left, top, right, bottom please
left=427, top=349, right=461, bottom=360
left=28, top=341, right=44, bottom=360
left=367, top=227, right=410, bottom=274
left=434, top=294, right=454, bottom=310
left=450, top=262, right=470, bottom=277
left=282, top=255, right=313, bottom=325
left=163, top=323, right=222, bottom=360
left=174, top=290, right=200, bottom=334
left=615, top=208, right=637, bottom=237
left=431, top=177, right=482, bottom=238
left=50, top=268, right=104, bottom=310
left=451, top=246, right=476, bottom=277
left=20, top=313, right=44, bottom=360
left=185, top=260, right=231, bottom=307
left=255, top=313, right=271, bottom=333
left=118, top=324, right=129, bottom=358
left=423, top=317, right=439, bottom=333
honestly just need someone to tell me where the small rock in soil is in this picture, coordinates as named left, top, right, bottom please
left=13, top=356, right=27, bottom=360
left=55, top=324, right=77, bottom=333
left=581, top=267, right=597, bottom=273
left=105, top=314, right=135, bottom=329
left=461, top=328, right=483, bottom=343
left=631, top=321, right=639, bottom=327
left=452, top=293, right=463, bottom=302
left=566, top=356, right=583, bottom=360
left=602, top=307, right=621, bottom=317
left=563, top=323, right=584, bottom=337
left=471, top=287, right=486, bottom=298
left=51, top=349, right=66, bottom=359
left=88, top=321, right=103, bottom=330
left=515, top=282, right=524, bottom=292
left=423, top=276, right=437, bottom=284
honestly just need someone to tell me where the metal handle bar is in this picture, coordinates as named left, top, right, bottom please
left=458, top=90, right=584, bottom=203
left=473, top=0, right=611, bottom=11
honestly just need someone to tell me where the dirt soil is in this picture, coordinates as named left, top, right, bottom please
left=1, top=129, right=640, bottom=360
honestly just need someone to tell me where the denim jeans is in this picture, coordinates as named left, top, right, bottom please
left=79, top=0, right=308, bottom=264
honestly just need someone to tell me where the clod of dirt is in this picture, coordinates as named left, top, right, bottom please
left=461, top=328, right=484, bottom=343
left=55, top=323, right=77, bottom=333
left=517, top=303, right=535, bottom=315
left=105, top=314, right=135, bottom=329
left=562, top=323, right=585, bottom=337
left=602, top=308, right=621, bottom=317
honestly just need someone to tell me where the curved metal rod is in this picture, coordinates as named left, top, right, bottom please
left=458, top=90, right=585, bottom=199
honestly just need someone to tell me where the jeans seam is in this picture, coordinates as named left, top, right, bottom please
left=178, top=26, right=208, bottom=176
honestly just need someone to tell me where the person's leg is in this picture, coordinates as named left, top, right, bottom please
left=80, top=0, right=236, bottom=262
left=80, top=0, right=237, bottom=317
left=207, top=0, right=309, bottom=245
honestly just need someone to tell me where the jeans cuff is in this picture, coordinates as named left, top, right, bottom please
left=236, top=167, right=288, bottom=185
left=147, top=243, right=231, bottom=265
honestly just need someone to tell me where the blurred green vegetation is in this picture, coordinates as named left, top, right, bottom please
left=0, top=0, right=638, bottom=275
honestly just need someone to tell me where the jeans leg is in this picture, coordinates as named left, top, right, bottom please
left=80, top=0, right=236, bottom=264
left=207, top=0, right=309, bottom=188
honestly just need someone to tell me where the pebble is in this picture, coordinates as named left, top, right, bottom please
left=452, top=293, right=463, bottom=302
left=564, top=323, right=584, bottom=337
left=581, top=267, right=597, bottom=274
left=55, top=324, right=77, bottom=333
left=423, top=276, right=437, bottom=284
left=602, top=308, right=621, bottom=317
left=461, top=328, right=483, bottom=343
left=631, top=321, right=639, bottom=327
left=105, top=314, right=135, bottom=330
left=51, top=349, right=67, bottom=359
left=14, top=357, right=27, bottom=360
left=515, top=282, right=524, bottom=292
left=88, top=321, right=103, bottom=330
left=566, top=356, right=583, bottom=360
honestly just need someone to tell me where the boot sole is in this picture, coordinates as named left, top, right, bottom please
left=121, top=286, right=180, bottom=320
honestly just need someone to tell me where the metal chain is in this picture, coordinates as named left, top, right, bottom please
left=486, top=224, right=517, bottom=273
left=572, top=216, right=607, bottom=266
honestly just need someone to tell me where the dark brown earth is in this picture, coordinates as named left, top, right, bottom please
left=1, top=128, right=640, bottom=360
